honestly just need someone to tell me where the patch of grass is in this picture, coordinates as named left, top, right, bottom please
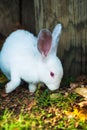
left=0, top=87, right=87, bottom=129
left=35, top=88, right=51, bottom=107
left=0, top=106, right=87, bottom=130
left=35, top=88, right=79, bottom=110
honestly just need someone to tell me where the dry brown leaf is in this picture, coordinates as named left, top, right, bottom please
left=73, top=87, right=87, bottom=98
left=70, top=83, right=85, bottom=90
left=1, top=89, right=8, bottom=97
left=70, top=83, right=79, bottom=89
left=78, top=101, right=87, bottom=107
left=76, top=75, right=87, bottom=84
left=26, top=100, right=36, bottom=111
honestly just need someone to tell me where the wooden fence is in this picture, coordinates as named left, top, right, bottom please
left=0, top=0, right=87, bottom=77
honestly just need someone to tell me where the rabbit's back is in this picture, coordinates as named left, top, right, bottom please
left=1, top=30, right=37, bottom=56
left=0, top=30, right=39, bottom=78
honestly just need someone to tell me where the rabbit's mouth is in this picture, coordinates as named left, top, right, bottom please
left=46, top=83, right=59, bottom=91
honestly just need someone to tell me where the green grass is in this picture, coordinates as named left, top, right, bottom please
left=0, top=88, right=87, bottom=130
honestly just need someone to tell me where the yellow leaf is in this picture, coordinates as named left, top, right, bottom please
left=74, top=87, right=87, bottom=98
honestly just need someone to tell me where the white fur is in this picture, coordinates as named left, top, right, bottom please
left=0, top=24, right=63, bottom=93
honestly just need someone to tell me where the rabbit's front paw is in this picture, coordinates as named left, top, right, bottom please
left=5, top=83, right=14, bottom=93
left=5, top=79, right=20, bottom=93
left=28, top=83, right=36, bottom=93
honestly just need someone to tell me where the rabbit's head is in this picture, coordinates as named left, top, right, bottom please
left=37, top=24, right=63, bottom=90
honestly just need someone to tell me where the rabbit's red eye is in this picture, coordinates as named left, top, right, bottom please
left=50, top=72, right=54, bottom=77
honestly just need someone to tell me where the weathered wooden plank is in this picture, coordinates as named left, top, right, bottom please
left=0, top=0, right=19, bottom=36
left=34, top=0, right=87, bottom=77
left=22, top=0, right=35, bottom=34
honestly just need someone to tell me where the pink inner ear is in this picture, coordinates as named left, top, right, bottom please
left=38, top=30, right=52, bottom=56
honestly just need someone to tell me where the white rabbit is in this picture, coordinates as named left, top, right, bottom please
left=0, top=24, right=63, bottom=93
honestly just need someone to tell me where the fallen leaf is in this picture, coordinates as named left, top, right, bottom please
left=70, top=83, right=79, bottom=89
left=73, top=87, right=87, bottom=98
left=50, top=93, right=59, bottom=99
left=76, top=75, right=87, bottom=84
left=26, top=100, right=36, bottom=111
left=78, top=101, right=87, bottom=107
left=1, top=90, right=8, bottom=97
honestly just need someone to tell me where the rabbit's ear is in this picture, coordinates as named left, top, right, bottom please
left=37, top=29, right=52, bottom=57
left=51, top=24, right=62, bottom=55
